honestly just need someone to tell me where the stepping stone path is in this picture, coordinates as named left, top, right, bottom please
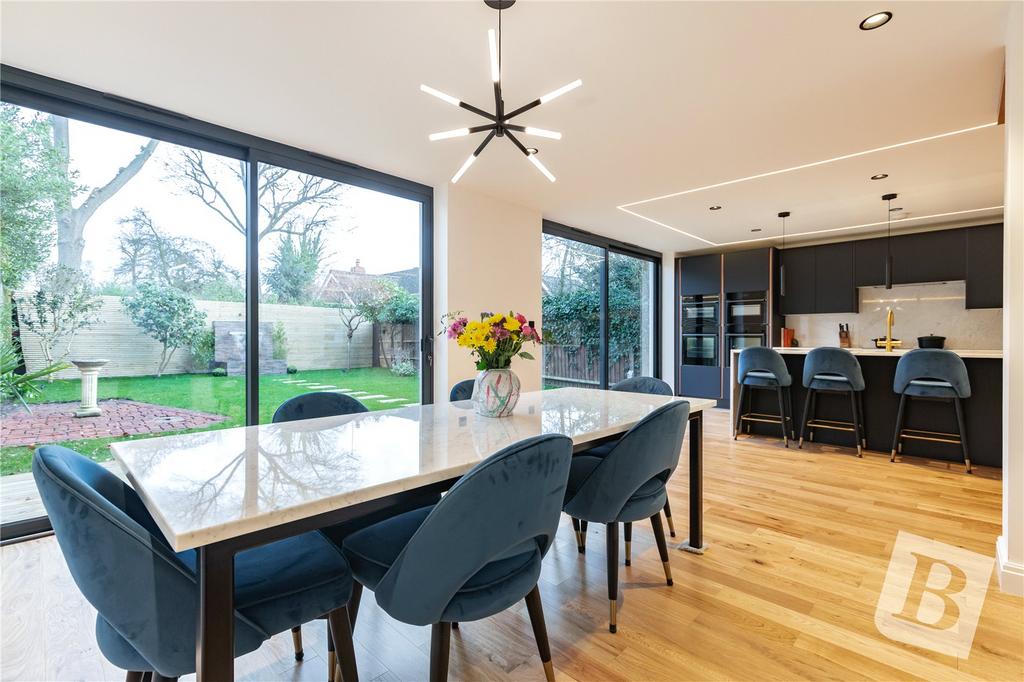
left=378, top=398, right=408, bottom=404
left=359, top=394, right=388, bottom=400
left=305, top=384, right=337, bottom=389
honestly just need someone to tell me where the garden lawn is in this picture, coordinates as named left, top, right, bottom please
left=1, top=368, right=419, bottom=475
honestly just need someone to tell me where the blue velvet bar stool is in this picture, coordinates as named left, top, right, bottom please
left=797, top=347, right=867, bottom=457
left=32, top=446, right=360, bottom=682
left=449, top=379, right=475, bottom=402
left=735, top=347, right=795, bottom=446
left=340, top=434, right=573, bottom=682
left=273, top=390, right=367, bottom=668
left=562, top=400, right=690, bottom=633
left=890, top=349, right=972, bottom=473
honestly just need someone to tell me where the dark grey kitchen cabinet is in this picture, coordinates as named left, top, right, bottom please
left=966, top=224, right=1003, bottom=309
left=778, top=246, right=816, bottom=315
left=854, top=237, right=888, bottom=287
left=814, top=241, right=857, bottom=313
left=889, top=229, right=966, bottom=285
left=679, top=254, right=721, bottom=295
left=724, top=248, right=771, bottom=293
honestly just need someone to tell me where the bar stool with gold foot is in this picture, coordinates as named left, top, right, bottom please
left=735, top=347, right=795, bottom=446
left=890, top=349, right=972, bottom=473
left=798, top=347, right=866, bottom=456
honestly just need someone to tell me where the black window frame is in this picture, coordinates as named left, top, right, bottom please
left=541, top=220, right=663, bottom=388
left=0, top=65, right=435, bottom=542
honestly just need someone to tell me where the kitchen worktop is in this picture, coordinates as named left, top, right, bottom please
left=765, top=347, right=1003, bottom=359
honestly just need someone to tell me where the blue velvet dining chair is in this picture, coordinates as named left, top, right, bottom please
left=339, top=434, right=573, bottom=682
left=273, top=390, right=368, bottom=665
left=32, top=445, right=360, bottom=682
left=569, top=375, right=680, bottom=550
left=273, top=391, right=369, bottom=423
left=562, top=399, right=690, bottom=633
left=449, top=379, right=476, bottom=402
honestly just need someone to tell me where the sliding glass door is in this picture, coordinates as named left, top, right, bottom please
left=0, top=69, right=433, bottom=541
left=256, top=163, right=425, bottom=419
left=541, top=222, right=661, bottom=390
left=608, top=251, right=657, bottom=384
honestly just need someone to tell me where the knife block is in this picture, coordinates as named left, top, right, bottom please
left=839, top=329, right=851, bottom=348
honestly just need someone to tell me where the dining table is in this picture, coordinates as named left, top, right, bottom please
left=110, top=387, right=716, bottom=680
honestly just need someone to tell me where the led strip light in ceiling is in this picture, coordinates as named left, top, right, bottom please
left=616, top=121, right=1000, bottom=245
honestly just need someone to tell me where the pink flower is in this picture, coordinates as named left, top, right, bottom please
left=521, top=325, right=534, bottom=339
left=492, top=325, right=511, bottom=340
left=446, top=317, right=468, bottom=339
left=515, top=313, right=527, bottom=325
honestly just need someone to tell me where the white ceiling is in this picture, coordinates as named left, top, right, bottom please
left=0, top=1, right=1010, bottom=254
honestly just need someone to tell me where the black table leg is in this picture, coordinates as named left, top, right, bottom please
left=678, top=410, right=706, bottom=554
left=197, top=542, right=235, bottom=681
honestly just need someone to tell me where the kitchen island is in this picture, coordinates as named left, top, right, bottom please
left=728, top=347, right=1003, bottom=467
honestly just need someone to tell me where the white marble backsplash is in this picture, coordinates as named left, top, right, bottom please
left=783, top=281, right=1002, bottom=350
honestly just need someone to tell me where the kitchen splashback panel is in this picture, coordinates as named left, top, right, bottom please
left=783, top=281, right=1002, bottom=350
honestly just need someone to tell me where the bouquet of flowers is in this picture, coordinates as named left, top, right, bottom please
left=442, top=311, right=541, bottom=370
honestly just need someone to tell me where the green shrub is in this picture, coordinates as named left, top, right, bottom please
left=271, top=321, right=288, bottom=360
left=190, top=329, right=215, bottom=370
left=287, top=365, right=298, bottom=374
left=390, top=359, right=417, bottom=377
left=211, top=367, right=227, bottom=377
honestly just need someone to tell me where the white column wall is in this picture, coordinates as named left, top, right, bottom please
left=661, top=253, right=677, bottom=392
left=433, top=185, right=543, bottom=402
left=998, top=1, right=1024, bottom=595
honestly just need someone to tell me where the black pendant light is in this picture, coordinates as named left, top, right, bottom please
left=421, top=0, right=582, bottom=183
left=778, top=211, right=790, bottom=297
left=882, top=193, right=897, bottom=289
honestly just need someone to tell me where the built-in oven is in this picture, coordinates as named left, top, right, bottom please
left=681, top=295, right=719, bottom=334
left=682, top=333, right=719, bottom=367
left=724, top=332, right=766, bottom=366
left=725, top=291, right=767, bottom=327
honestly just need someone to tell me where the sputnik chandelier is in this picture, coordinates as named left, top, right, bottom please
left=421, top=0, right=582, bottom=183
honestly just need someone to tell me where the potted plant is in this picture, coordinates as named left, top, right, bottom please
left=442, top=312, right=540, bottom=417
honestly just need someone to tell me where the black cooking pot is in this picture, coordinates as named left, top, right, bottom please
left=917, top=335, right=946, bottom=349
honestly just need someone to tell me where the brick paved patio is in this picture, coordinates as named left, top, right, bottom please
left=1, top=400, right=228, bottom=447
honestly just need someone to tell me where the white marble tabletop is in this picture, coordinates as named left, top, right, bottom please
left=111, top=388, right=714, bottom=552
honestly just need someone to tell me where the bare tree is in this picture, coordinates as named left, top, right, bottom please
left=50, top=116, right=158, bottom=269
left=334, top=277, right=381, bottom=371
left=167, top=150, right=347, bottom=242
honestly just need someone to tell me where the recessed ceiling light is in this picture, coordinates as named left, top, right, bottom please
left=526, top=147, right=538, bottom=155
left=859, top=11, right=892, bottom=31
left=709, top=205, right=722, bottom=211
left=750, top=228, right=762, bottom=232
left=871, top=173, right=888, bottom=180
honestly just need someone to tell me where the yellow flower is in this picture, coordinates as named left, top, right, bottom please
left=482, top=338, right=497, bottom=352
left=503, top=317, right=521, bottom=332
left=485, top=313, right=503, bottom=325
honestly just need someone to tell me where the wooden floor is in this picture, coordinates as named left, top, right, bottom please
left=2, top=408, right=1021, bottom=681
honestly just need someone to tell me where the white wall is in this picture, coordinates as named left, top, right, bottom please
left=998, top=1, right=1024, bottom=596
left=660, top=253, right=676, bottom=392
left=433, top=185, right=543, bottom=401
